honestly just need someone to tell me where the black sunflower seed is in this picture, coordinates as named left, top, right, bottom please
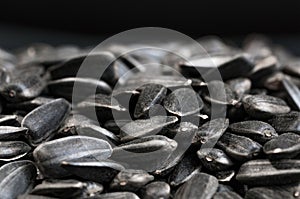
left=18, top=194, right=58, bottom=199
left=140, top=181, right=171, bottom=199
left=0, top=126, right=28, bottom=140
left=217, top=132, right=262, bottom=161
left=61, top=161, right=124, bottom=184
left=110, top=135, right=177, bottom=172
left=30, top=179, right=103, bottom=199
left=110, top=169, right=154, bottom=192
left=0, top=160, right=37, bottom=199
left=229, top=120, right=278, bottom=144
left=263, top=133, right=300, bottom=159
left=197, top=148, right=234, bottom=171
left=134, top=84, right=167, bottom=119
left=0, top=141, right=31, bottom=161
left=47, top=77, right=112, bottom=102
left=242, top=94, right=290, bottom=119
left=168, top=150, right=201, bottom=187
left=33, top=136, right=112, bottom=178
left=174, top=173, right=219, bottom=199
left=163, top=88, right=204, bottom=117
left=282, top=76, right=300, bottom=110
left=245, top=183, right=300, bottom=199
left=21, top=98, right=71, bottom=145
left=192, top=118, right=229, bottom=146
left=236, top=159, right=300, bottom=185
left=6, top=97, right=55, bottom=112
left=268, top=111, right=300, bottom=134
left=93, top=192, right=140, bottom=199
left=213, top=191, right=242, bottom=199
left=119, top=116, right=178, bottom=142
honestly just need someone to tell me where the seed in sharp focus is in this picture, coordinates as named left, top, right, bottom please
left=174, top=173, right=218, bottom=199
left=229, top=120, right=278, bottom=144
left=0, top=141, right=31, bottom=161
left=268, top=111, right=300, bottom=134
left=21, top=98, right=71, bottom=145
left=110, top=169, right=154, bottom=192
left=110, top=135, right=177, bottom=172
left=236, top=159, right=300, bottom=185
left=140, top=181, right=171, bottom=199
left=163, top=87, right=204, bottom=117
left=119, top=116, right=178, bottom=142
left=242, top=94, right=290, bottom=119
left=134, top=83, right=167, bottom=118
left=33, top=135, right=112, bottom=178
left=0, top=160, right=37, bottom=199
left=217, top=132, right=262, bottom=161
left=61, top=160, right=124, bottom=184
left=263, top=133, right=300, bottom=159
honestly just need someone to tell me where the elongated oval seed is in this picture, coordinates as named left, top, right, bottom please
left=174, top=173, right=218, bottom=199
left=22, top=98, right=71, bottom=145
left=236, top=159, right=300, bottom=185
left=0, top=141, right=31, bottom=161
left=0, top=160, right=37, bottom=199
left=110, top=169, right=154, bottom=192
left=61, top=161, right=124, bottom=184
left=217, top=133, right=262, bottom=161
left=263, top=133, right=300, bottom=159
left=242, top=94, right=290, bottom=119
left=229, top=120, right=278, bottom=144
left=0, top=126, right=28, bottom=140
left=33, top=136, right=112, bottom=178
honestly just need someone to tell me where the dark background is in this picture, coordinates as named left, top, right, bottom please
left=1, top=0, right=300, bottom=53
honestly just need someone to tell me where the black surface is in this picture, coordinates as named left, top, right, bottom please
left=1, top=1, right=300, bottom=36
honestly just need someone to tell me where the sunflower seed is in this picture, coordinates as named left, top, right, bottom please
left=236, top=159, right=300, bottom=185
left=245, top=183, right=300, bottom=199
left=214, top=170, right=235, bottom=182
left=21, top=98, right=71, bottom=145
left=163, top=88, right=204, bottom=117
left=110, top=135, right=177, bottom=172
left=18, top=194, right=58, bottom=199
left=0, top=160, right=37, bottom=199
left=217, top=133, right=262, bottom=161
left=93, top=192, right=140, bottom=199
left=140, top=181, right=170, bottom=199
left=0, top=141, right=31, bottom=161
left=263, top=133, right=300, bottom=159
left=33, top=136, right=112, bottom=178
left=282, top=76, right=300, bottom=110
left=110, top=169, right=154, bottom=192
left=229, top=120, right=278, bottom=144
left=242, top=94, right=290, bottom=119
left=6, top=97, right=55, bottom=112
left=0, top=126, right=28, bottom=140
left=192, top=118, right=229, bottom=146
left=268, top=111, right=300, bottom=134
left=47, top=77, right=111, bottom=102
left=61, top=161, right=124, bottom=184
left=132, top=83, right=167, bottom=119
left=174, top=173, right=219, bottom=199
left=30, top=179, right=103, bottom=199
left=119, top=116, right=178, bottom=142
left=213, top=191, right=242, bottom=199
left=168, top=151, right=201, bottom=186
left=197, top=148, right=234, bottom=171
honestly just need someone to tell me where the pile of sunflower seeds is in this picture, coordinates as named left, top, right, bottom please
left=0, top=35, right=300, bottom=199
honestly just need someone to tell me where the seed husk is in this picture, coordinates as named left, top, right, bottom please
left=0, top=160, right=37, bottom=199
left=263, top=133, right=300, bottom=159
left=174, top=173, right=219, bottom=199
left=21, top=98, right=71, bottom=145
left=110, top=169, right=154, bottom=192
left=236, top=159, right=300, bottom=185
left=0, top=141, right=31, bottom=161
left=33, top=136, right=112, bottom=178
